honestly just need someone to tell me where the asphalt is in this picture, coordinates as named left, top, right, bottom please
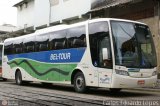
left=1, top=78, right=160, bottom=92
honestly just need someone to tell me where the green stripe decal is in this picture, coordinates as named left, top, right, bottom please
left=8, top=59, right=77, bottom=81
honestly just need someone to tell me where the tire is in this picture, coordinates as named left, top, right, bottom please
left=2, top=78, right=7, bottom=81
left=74, top=72, right=86, bottom=93
left=109, top=88, right=122, bottom=93
left=23, top=81, right=30, bottom=85
left=41, top=82, right=53, bottom=87
left=15, top=71, right=23, bottom=85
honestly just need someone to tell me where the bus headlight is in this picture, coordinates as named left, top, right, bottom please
left=152, top=71, right=157, bottom=76
left=115, top=70, right=129, bottom=76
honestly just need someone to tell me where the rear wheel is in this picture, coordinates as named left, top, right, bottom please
left=74, top=72, right=86, bottom=93
left=2, top=78, right=7, bottom=81
left=15, top=71, right=23, bottom=85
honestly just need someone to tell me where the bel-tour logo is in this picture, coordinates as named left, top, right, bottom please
left=50, top=52, right=71, bottom=61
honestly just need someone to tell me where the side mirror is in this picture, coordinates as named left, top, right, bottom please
left=102, top=48, right=109, bottom=60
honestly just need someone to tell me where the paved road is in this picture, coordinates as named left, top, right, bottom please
left=0, top=80, right=160, bottom=106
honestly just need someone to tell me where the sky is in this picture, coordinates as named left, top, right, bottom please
left=0, top=0, right=21, bottom=26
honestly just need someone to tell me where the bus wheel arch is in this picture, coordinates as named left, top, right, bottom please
left=15, top=69, right=23, bottom=85
left=71, top=69, right=83, bottom=85
left=71, top=69, right=87, bottom=93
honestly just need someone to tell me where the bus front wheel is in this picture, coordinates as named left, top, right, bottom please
left=15, top=71, right=23, bottom=85
left=74, top=72, right=86, bottom=93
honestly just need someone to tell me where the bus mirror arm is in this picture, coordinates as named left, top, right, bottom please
left=102, top=48, right=109, bottom=60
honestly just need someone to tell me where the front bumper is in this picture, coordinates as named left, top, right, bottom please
left=111, top=74, right=157, bottom=88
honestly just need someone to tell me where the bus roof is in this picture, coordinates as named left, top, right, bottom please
left=4, top=18, right=147, bottom=43
left=88, top=18, right=147, bottom=25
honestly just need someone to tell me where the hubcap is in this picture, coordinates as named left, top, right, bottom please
left=76, top=77, right=84, bottom=89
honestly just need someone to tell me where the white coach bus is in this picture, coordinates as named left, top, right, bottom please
left=2, top=18, right=157, bottom=93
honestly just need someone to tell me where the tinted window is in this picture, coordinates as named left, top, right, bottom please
left=23, top=36, right=36, bottom=53
left=89, top=22, right=112, bottom=68
left=36, top=34, right=49, bottom=52
left=13, top=38, right=23, bottom=54
left=4, top=41, right=14, bottom=55
left=49, top=30, right=67, bottom=50
left=67, top=26, right=86, bottom=48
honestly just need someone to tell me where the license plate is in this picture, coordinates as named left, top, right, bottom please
left=137, top=80, right=145, bottom=85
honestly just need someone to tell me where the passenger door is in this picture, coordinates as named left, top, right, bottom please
left=97, top=36, right=113, bottom=88
left=89, top=21, right=113, bottom=88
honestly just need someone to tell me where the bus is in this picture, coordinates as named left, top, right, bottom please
left=2, top=18, right=157, bottom=93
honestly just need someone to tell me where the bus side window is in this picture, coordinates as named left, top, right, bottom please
left=55, top=39, right=66, bottom=50
left=39, top=43, right=48, bottom=51
left=36, top=34, right=49, bottom=52
left=15, top=46, right=23, bottom=54
left=23, top=36, right=36, bottom=53
left=23, top=43, right=35, bottom=53
left=72, top=38, right=84, bottom=48
left=36, top=41, right=49, bottom=52
left=49, top=39, right=55, bottom=50
left=67, top=26, right=86, bottom=48
left=26, top=45, right=34, bottom=52
left=68, top=37, right=76, bottom=48
left=49, top=30, right=67, bottom=50
left=14, top=40, right=23, bottom=54
left=89, top=22, right=112, bottom=69
left=4, top=41, right=14, bottom=55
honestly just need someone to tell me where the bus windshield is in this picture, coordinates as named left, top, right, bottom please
left=111, top=21, right=157, bottom=68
